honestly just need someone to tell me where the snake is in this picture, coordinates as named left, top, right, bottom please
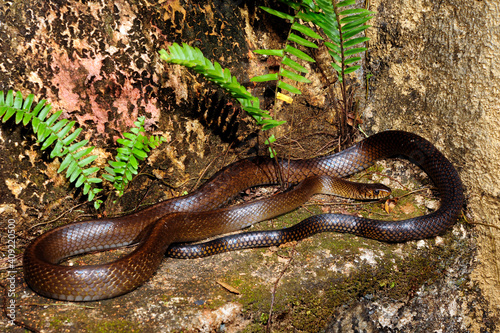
left=23, top=131, right=464, bottom=301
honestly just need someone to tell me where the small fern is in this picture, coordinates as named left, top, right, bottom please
left=311, top=0, right=374, bottom=137
left=103, top=116, right=165, bottom=196
left=254, top=0, right=373, bottom=142
left=0, top=90, right=103, bottom=208
left=258, top=0, right=373, bottom=85
left=321, top=0, right=374, bottom=83
left=252, top=3, right=325, bottom=99
left=1, top=90, right=165, bottom=209
left=159, top=43, right=285, bottom=157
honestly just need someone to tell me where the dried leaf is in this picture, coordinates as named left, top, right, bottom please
left=346, top=112, right=363, bottom=126
left=216, top=280, right=241, bottom=294
left=384, top=199, right=397, bottom=213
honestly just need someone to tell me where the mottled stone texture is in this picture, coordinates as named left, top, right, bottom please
left=365, top=0, right=500, bottom=323
left=0, top=0, right=498, bottom=332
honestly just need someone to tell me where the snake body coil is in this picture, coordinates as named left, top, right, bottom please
left=23, top=131, right=464, bottom=301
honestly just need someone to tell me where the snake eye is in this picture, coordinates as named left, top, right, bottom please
left=373, top=189, right=380, bottom=196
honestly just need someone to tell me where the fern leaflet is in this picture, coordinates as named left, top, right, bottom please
left=0, top=90, right=103, bottom=209
left=252, top=5, right=325, bottom=99
left=103, top=116, right=166, bottom=196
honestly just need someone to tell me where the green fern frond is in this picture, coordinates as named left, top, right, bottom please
left=103, top=116, right=166, bottom=195
left=323, top=0, right=374, bottom=83
left=159, top=43, right=284, bottom=130
left=0, top=90, right=103, bottom=209
left=260, top=0, right=373, bottom=85
left=159, top=43, right=253, bottom=100
left=160, top=43, right=285, bottom=157
left=252, top=5, right=325, bottom=97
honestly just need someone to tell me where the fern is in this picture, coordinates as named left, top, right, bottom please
left=254, top=0, right=373, bottom=141
left=1, top=90, right=165, bottom=209
left=259, top=0, right=373, bottom=85
left=252, top=4, right=324, bottom=99
left=159, top=43, right=285, bottom=157
left=103, top=116, right=165, bottom=196
left=0, top=90, right=103, bottom=209
left=322, top=0, right=374, bottom=83
left=309, top=0, right=374, bottom=137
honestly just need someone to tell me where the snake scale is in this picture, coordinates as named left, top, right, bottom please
left=23, top=131, right=464, bottom=301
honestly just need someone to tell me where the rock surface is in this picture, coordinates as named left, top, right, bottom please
left=365, top=1, right=500, bottom=327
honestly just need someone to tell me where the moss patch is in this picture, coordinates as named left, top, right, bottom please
left=88, top=319, right=141, bottom=333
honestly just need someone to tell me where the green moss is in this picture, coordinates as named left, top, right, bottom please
left=49, top=316, right=70, bottom=330
left=207, top=297, right=227, bottom=309
left=42, top=308, right=141, bottom=333
left=88, top=319, right=141, bottom=333
left=238, top=278, right=273, bottom=312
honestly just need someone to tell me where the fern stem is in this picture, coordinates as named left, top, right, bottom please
left=333, top=3, right=347, bottom=107
left=332, top=2, right=348, bottom=140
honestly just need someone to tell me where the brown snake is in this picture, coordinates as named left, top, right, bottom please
left=23, top=131, right=464, bottom=301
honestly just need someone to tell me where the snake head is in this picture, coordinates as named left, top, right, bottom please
left=366, top=184, right=391, bottom=200
left=348, top=182, right=391, bottom=200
